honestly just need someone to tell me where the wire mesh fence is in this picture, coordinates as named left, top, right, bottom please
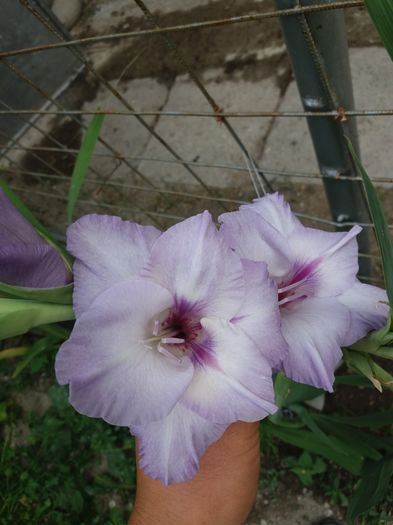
left=1, top=0, right=392, bottom=286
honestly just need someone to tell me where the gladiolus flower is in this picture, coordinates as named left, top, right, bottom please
left=0, top=189, right=71, bottom=288
left=219, top=193, right=388, bottom=392
left=55, top=211, right=287, bottom=484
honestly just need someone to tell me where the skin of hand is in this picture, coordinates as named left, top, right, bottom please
left=128, top=421, right=260, bottom=525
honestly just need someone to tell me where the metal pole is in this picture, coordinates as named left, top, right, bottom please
left=274, top=0, right=371, bottom=275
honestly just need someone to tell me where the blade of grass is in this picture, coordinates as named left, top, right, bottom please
left=347, top=138, right=393, bottom=306
left=67, top=114, right=105, bottom=223
left=0, top=178, right=73, bottom=269
left=0, top=346, right=29, bottom=360
left=12, top=336, right=57, bottom=378
left=365, top=0, right=393, bottom=61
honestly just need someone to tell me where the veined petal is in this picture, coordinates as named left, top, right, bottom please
left=281, top=297, right=350, bottom=391
left=339, top=281, right=389, bottom=346
left=233, top=259, right=288, bottom=369
left=144, top=211, right=244, bottom=319
left=182, top=317, right=277, bottom=424
left=55, top=279, right=194, bottom=426
left=67, top=214, right=161, bottom=315
left=131, top=402, right=227, bottom=485
left=219, top=208, right=292, bottom=279
left=0, top=243, right=70, bottom=288
left=0, top=189, right=44, bottom=245
left=240, top=192, right=303, bottom=236
left=287, top=226, right=360, bottom=297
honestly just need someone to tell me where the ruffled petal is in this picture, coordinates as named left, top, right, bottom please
left=55, top=279, right=194, bottom=426
left=181, top=317, right=277, bottom=423
left=0, top=243, right=70, bottom=288
left=287, top=226, right=360, bottom=297
left=131, top=402, right=227, bottom=485
left=144, top=211, right=244, bottom=319
left=67, top=214, right=161, bottom=315
left=219, top=208, right=292, bottom=279
left=339, top=281, right=389, bottom=346
left=240, top=192, right=303, bottom=236
left=281, top=297, right=350, bottom=391
left=233, top=259, right=288, bottom=369
left=0, top=189, right=44, bottom=245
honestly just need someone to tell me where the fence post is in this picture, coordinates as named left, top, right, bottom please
left=273, top=0, right=371, bottom=276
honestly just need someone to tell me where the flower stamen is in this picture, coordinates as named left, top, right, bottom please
left=157, top=343, right=183, bottom=363
left=161, top=337, right=185, bottom=344
left=153, top=319, right=160, bottom=336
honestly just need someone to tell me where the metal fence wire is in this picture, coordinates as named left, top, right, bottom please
left=0, top=0, right=392, bottom=286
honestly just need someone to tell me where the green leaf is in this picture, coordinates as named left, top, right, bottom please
left=365, top=0, right=393, bottom=61
left=347, top=139, right=393, bottom=307
left=274, top=372, right=323, bottom=407
left=0, top=298, right=74, bottom=340
left=344, top=349, right=383, bottom=392
left=285, top=452, right=327, bottom=487
left=48, top=384, right=69, bottom=410
left=370, top=360, right=393, bottom=392
left=290, top=404, right=340, bottom=453
left=334, top=374, right=374, bottom=387
left=0, top=178, right=73, bottom=270
left=265, top=421, right=362, bottom=475
left=32, top=323, right=70, bottom=339
left=314, top=416, right=383, bottom=461
left=355, top=344, right=393, bottom=360
left=67, top=114, right=105, bottom=223
left=0, top=402, right=7, bottom=422
left=350, top=316, right=393, bottom=356
left=347, top=454, right=393, bottom=520
left=0, top=281, right=73, bottom=305
left=315, top=408, right=393, bottom=430
left=268, top=410, right=305, bottom=429
left=12, top=336, right=57, bottom=378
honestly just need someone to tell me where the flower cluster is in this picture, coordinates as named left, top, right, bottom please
left=53, top=193, right=388, bottom=484
left=2, top=189, right=386, bottom=485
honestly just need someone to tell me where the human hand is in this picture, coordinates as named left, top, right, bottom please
left=129, top=421, right=260, bottom=525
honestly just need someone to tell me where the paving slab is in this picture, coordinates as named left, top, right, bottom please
left=82, top=77, right=169, bottom=183
left=261, top=46, right=393, bottom=184
left=75, top=0, right=221, bottom=35
left=138, top=69, right=281, bottom=189
left=353, top=47, right=393, bottom=183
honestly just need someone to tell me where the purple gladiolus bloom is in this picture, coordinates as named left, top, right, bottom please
left=55, top=211, right=287, bottom=484
left=219, top=193, right=389, bottom=392
left=0, top=189, right=71, bottom=288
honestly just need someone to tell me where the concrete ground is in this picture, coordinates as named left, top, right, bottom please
left=71, top=0, right=393, bottom=191
left=8, top=0, right=393, bottom=196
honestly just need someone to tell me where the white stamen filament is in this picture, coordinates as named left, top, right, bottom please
left=153, top=319, right=160, bottom=336
left=161, top=337, right=185, bottom=344
left=157, top=343, right=183, bottom=363
left=277, top=275, right=310, bottom=295
left=278, top=297, right=292, bottom=307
